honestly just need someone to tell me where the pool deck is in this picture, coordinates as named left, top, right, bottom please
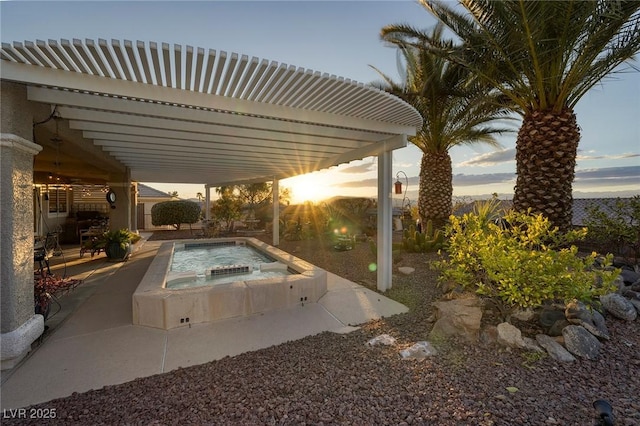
left=0, top=234, right=408, bottom=410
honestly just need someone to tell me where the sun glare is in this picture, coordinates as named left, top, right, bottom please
left=285, top=173, right=333, bottom=204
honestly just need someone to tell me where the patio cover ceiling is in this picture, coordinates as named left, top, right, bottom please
left=1, top=38, right=421, bottom=186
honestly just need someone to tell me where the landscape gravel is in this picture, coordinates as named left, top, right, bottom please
left=7, top=232, right=640, bottom=425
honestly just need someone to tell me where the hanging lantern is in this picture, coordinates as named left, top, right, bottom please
left=394, top=179, right=403, bottom=195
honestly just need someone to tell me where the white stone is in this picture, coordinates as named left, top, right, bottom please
left=367, top=334, right=397, bottom=346
left=497, top=322, right=525, bottom=348
left=398, top=267, right=415, bottom=275
left=400, top=341, right=437, bottom=360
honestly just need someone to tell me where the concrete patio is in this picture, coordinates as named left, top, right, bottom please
left=0, top=235, right=408, bottom=410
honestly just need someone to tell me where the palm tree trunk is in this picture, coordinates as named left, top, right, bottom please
left=513, top=109, right=579, bottom=232
left=418, top=151, right=452, bottom=230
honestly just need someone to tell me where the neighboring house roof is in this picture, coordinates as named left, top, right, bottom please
left=138, top=183, right=173, bottom=200
left=451, top=198, right=634, bottom=227
left=571, top=198, right=634, bottom=227
left=452, top=200, right=513, bottom=217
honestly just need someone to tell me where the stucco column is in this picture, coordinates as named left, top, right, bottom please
left=377, top=150, right=393, bottom=292
left=205, top=185, right=211, bottom=221
left=272, top=178, right=280, bottom=246
left=0, top=134, right=45, bottom=370
left=130, top=183, right=138, bottom=232
left=107, top=171, right=132, bottom=231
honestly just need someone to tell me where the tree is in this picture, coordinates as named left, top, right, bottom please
left=210, top=190, right=243, bottom=231
left=151, top=200, right=201, bottom=230
left=384, top=0, right=640, bottom=231
left=375, top=23, right=514, bottom=229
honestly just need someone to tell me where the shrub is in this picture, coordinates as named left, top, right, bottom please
left=434, top=209, right=619, bottom=319
left=151, top=200, right=201, bottom=230
left=583, top=196, right=640, bottom=262
left=402, top=220, right=444, bottom=252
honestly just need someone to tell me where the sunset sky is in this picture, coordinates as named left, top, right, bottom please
left=2, top=1, right=638, bottom=205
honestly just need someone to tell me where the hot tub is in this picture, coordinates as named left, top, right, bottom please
left=133, top=237, right=327, bottom=330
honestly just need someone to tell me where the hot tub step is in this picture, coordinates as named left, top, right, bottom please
left=207, top=264, right=252, bottom=277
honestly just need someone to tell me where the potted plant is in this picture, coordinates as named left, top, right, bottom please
left=101, top=229, right=139, bottom=261
left=34, top=273, right=82, bottom=320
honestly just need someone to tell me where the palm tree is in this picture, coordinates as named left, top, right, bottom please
left=374, top=23, right=514, bottom=229
left=382, top=0, right=640, bottom=231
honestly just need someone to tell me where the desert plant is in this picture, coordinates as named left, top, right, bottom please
left=402, top=220, right=445, bottom=253
left=387, top=0, right=640, bottom=231
left=151, top=200, right=201, bottom=230
left=434, top=209, right=619, bottom=320
left=375, top=23, right=513, bottom=229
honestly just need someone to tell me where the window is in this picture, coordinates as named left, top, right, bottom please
left=48, top=186, right=68, bottom=214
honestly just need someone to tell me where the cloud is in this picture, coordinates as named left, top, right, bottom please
left=339, top=175, right=420, bottom=189
left=457, top=148, right=515, bottom=167
left=573, top=166, right=640, bottom=187
left=338, top=162, right=376, bottom=174
left=453, top=172, right=515, bottom=186
left=336, top=166, right=639, bottom=191
left=577, top=152, right=640, bottom=161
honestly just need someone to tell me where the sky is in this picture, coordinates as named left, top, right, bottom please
left=2, top=0, right=639, bottom=205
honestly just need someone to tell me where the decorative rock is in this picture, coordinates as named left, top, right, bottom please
left=367, top=334, right=396, bottom=347
left=630, top=279, right=640, bottom=292
left=479, top=325, right=498, bottom=346
left=535, top=334, right=576, bottom=362
left=548, top=319, right=571, bottom=337
left=511, top=308, right=535, bottom=321
left=496, top=322, right=525, bottom=348
left=430, top=296, right=483, bottom=342
left=539, top=306, right=566, bottom=328
left=620, top=269, right=640, bottom=285
left=399, top=341, right=437, bottom=360
left=601, top=293, right=638, bottom=321
left=562, top=325, right=601, bottom=360
left=397, top=266, right=415, bottom=275
left=522, top=336, right=545, bottom=353
left=565, top=300, right=609, bottom=340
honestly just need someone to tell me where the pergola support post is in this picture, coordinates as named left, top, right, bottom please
left=107, top=170, right=132, bottom=231
left=272, top=178, right=280, bottom=246
left=377, top=149, right=393, bottom=292
left=204, top=185, right=211, bottom=221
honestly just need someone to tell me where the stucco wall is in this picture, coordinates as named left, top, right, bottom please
left=0, top=136, right=42, bottom=333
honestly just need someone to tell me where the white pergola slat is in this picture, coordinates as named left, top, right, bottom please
left=1, top=38, right=421, bottom=187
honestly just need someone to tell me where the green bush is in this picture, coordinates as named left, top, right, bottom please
left=584, top=196, right=640, bottom=262
left=151, top=200, right=201, bottom=230
left=434, top=209, right=618, bottom=319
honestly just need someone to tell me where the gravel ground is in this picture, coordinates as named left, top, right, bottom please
left=8, top=231, right=640, bottom=425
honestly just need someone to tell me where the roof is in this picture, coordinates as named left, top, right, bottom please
left=571, top=198, right=635, bottom=227
left=1, top=38, right=422, bottom=186
left=137, top=183, right=173, bottom=199
left=452, top=198, right=635, bottom=227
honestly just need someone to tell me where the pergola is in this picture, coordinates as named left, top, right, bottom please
left=0, top=38, right=420, bottom=368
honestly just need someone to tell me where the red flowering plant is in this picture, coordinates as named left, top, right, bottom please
left=34, top=273, right=82, bottom=317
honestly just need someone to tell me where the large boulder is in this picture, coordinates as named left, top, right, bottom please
left=430, top=296, right=483, bottom=343
left=600, top=293, right=637, bottom=321
left=562, top=325, right=601, bottom=360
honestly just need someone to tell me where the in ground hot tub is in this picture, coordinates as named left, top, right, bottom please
left=133, top=237, right=327, bottom=329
